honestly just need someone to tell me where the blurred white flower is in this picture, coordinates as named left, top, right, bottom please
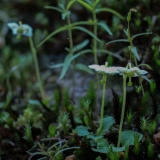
left=118, top=67, right=148, bottom=77
left=89, top=64, right=148, bottom=77
left=8, top=22, right=33, bottom=37
left=88, top=64, right=124, bottom=75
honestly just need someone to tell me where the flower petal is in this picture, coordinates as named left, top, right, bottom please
left=22, top=24, right=33, bottom=37
left=7, top=22, right=19, bottom=35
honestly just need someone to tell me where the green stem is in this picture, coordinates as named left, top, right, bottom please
left=67, top=16, right=73, bottom=55
left=97, top=74, right=107, bottom=135
left=29, top=37, right=45, bottom=100
left=128, top=21, right=144, bottom=96
left=67, top=14, right=76, bottom=98
left=93, top=11, right=98, bottom=64
left=117, top=75, right=127, bottom=147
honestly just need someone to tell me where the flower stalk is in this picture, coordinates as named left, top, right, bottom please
left=29, top=37, right=45, bottom=101
left=97, top=73, right=107, bottom=135
left=117, top=75, right=127, bottom=147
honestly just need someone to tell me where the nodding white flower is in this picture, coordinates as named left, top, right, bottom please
left=8, top=22, right=33, bottom=37
left=88, top=64, right=124, bottom=75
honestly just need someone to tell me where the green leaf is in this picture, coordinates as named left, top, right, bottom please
left=48, top=63, right=63, bottom=69
left=97, top=49, right=123, bottom=60
left=123, top=29, right=128, bottom=37
left=0, top=111, right=10, bottom=122
left=59, top=53, right=73, bottom=79
left=61, top=11, right=71, bottom=20
left=95, top=8, right=124, bottom=20
left=102, top=116, right=115, bottom=132
left=121, top=130, right=143, bottom=146
left=129, top=46, right=140, bottom=61
left=85, top=0, right=92, bottom=5
left=72, top=39, right=90, bottom=53
left=141, top=75, right=151, bottom=83
left=106, top=39, right=129, bottom=45
left=111, top=145, right=125, bottom=152
left=75, top=125, right=91, bottom=136
left=44, top=6, right=62, bottom=13
left=28, top=99, right=41, bottom=106
left=93, top=0, right=100, bottom=8
left=71, top=21, right=95, bottom=27
left=92, top=138, right=109, bottom=153
left=71, top=49, right=92, bottom=60
left=132, top=32, right=152, bottom=41
left=72, top=26, right=102, bottom=43
left=96, top=156, right=102, bottom=160
left=138, top=64, right=152, bottom=70
left=75, top=63, right=94, bottom=74
left=66, top=0, right=76, bottom=10
left=58, top=3, right=65, bottom=10
left=98, top=21, right=113, bottom=35
left=37, top=25, right=68, bottom=47
left=77, top=0, right=93, bottom=12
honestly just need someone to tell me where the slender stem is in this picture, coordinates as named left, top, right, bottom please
left=117, top=75, right=127, bottom=147
left=128, top=20, right=144, bottom=96
left=67, top=14, right=76, bottom=98
left=93, top=11, right=98, bottom=64
left=97, top=74, right=107, bottom=135
left=29, top=37, right=45, bottom=100
left=67, top=16, right=73, bottom=55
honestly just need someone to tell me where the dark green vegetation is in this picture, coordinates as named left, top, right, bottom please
left=1, top=0, right=160, bottom=160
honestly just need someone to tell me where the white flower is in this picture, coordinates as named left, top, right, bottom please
left=118, top=67, right=148, bottom=77
left=89, top=64, right=148, bottom=78
left=88, top=64, right=124, bottom=75
left=8, top=22, right=33, bottom=37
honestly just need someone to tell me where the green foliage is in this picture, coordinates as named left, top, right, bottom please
left=140, top=116, right=150, bottom=133
left=48, top=124, right=56, bottom=137
left=147, top=120, right=157, bottom=136
left=147, top=142, right=154, bottom=159
left=126, top=110, right=135, bottom=129
left=23, top=125, right=33, bottom=143
left=14, top=108, right=44, bottom=130
left=133, top=133, right=140, bottom=155
left=149, top=79, right=156, bottom=95
left=57, top=112, right=71, bottom=135
left=121, top=130, right=143, bottom=146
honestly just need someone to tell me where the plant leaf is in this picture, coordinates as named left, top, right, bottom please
left=92, top=138, right=109, bottom=153
left=106, top=39, right=129, bottom=45
left=72, top=26, right=102, bottom=43
left=98, top=21, right=113, bottom=35
left=28, top=99, right=41, bottom=106
left=95, top=8, right=124, bottom=20
left=61, top=11, right=71, bottom=20
left=77, top=0, right=93, bottom=12
left=37, top=25, right=68, bottom=47
left=75, top=125, right=91, bottom=136
left=72, top=39, right=90, bottom=53
left=71, top=49, right=92, bottom=60
left=129, top=46, right=140, bottom=61
left=48, top=63, right=63, bottom=69
left=75, top=63, right=94, bottom=74
left=93, top=0, right=100, bottom=8
left=138, top=64, right=152, bottom=70
left=97, top=49, right=123, bottom=60
left=123, top=29, right=128, bottom=37
left=102, top=116, right=115, bottom=133
left=44, top=6, right=62, bottom=13
left=121, top=130, right=143, bottom=146
left=132, top=32, right=152, bottom=40
left=66, top=0, right=76, bottom=10
left=111, top=145, right=125, bottom=152
left=59, top=53, right=73, bottom=79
